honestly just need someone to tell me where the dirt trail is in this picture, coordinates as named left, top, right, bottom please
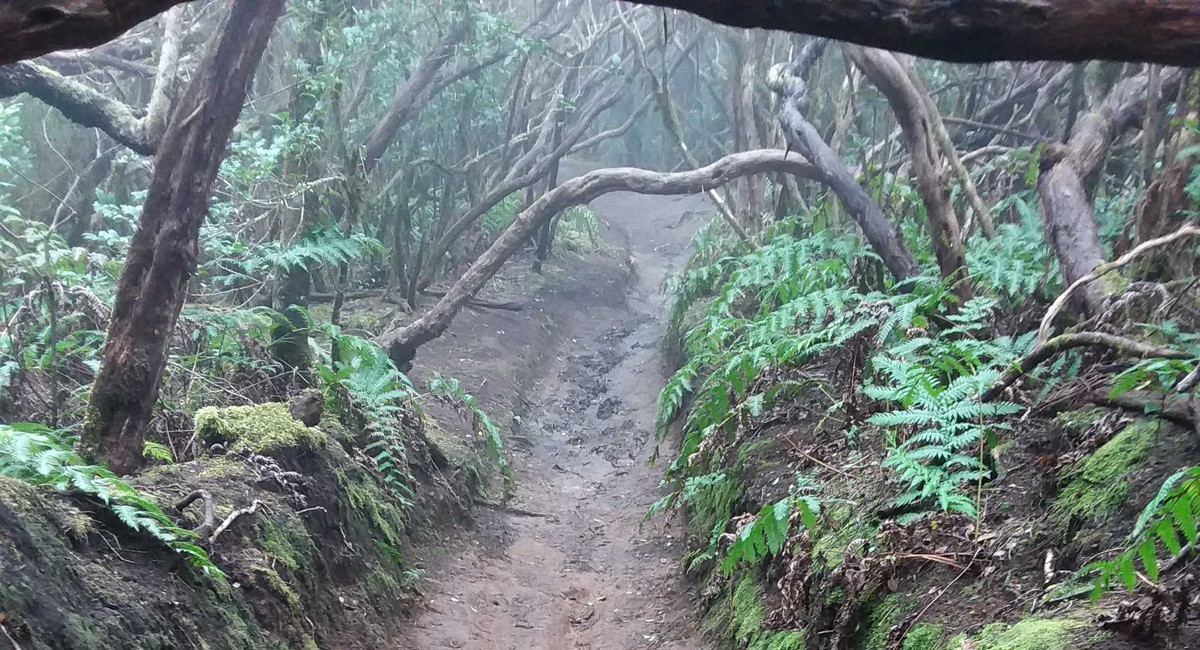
left=397, top=162, right=712, bottom=650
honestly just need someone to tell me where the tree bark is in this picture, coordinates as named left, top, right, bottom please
left=378, top=149, right=817, bottom=368
left=0, top=0, right=197, bottom=65
left=1038, top=67, right=1183, bottom=314
left=83, top=0, right=285, bottom=475
left=847, top=46, right=970, bottom=300
left=143, top=5, right=185, bottom=144
left=619, top=0, right=1200, bottom=66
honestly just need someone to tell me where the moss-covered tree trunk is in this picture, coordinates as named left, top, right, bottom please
left=84, top=0, right=286, bottom=475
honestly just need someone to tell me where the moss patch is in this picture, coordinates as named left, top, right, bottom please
left=953, top=618, right=1084, bottom=650
left=1051, top=419, right=1159, bottom=530
left=252, top=565, right=301, bottom=611
left=256, top=515, right=313, bottom=572
left=902, top=623, right=946, bottom=650
left=703, top=574, right=806, bottom=650
left=195, top=403, right=326, bottom=454
left=333, top=466, right=407, bottom=550
left=861, top=593, right=903, bottom=650
left=813, top=503, right=876, bottom=571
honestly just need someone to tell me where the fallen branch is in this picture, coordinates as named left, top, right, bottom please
left=1037, top=224, right=1200, bottom=343
left=0, top=621, right=22, bottom=650
left=306, top=288, right=522, bottom=311
left=0, top=0, right=198, bottom=65
left=208, top=500, right=263, bottom=545
left=421, top=289, right=523, bottom=312
left=1086, top=390, right=1199, bottom=431
left=982, top=332, right=1194, bottom=402
left=175, top=489, right=215, bottom=539
left=619, top=0, right=1200, bottom=65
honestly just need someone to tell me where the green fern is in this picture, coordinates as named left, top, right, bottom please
left=260, top=225, right=382, bottom=273
left=317, top=328, right=419, bottom=505
left=866, top=298, right=1024, bottom=518
left=1089, top=467, right=1200, bottom=595
left=721, top=475, right=821, bottom=574
left=427, top=373, right=515, bottom=501
left=0, top=423, right=222, bottom=578
left=967, top=193, right=1059, bottom=301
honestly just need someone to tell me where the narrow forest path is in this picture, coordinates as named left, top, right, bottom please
left=397, top=162, right=713, bottom=650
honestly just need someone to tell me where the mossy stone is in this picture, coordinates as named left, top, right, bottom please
left=1051, top=419, right=1159, bottom=530
left=195, top=403, right=326, bottom=454
left=902, top=623, right=946, bottom=650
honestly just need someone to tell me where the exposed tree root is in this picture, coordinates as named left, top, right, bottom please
left=209, top=500, right=263, bottom=546
left=175, top=489, right=216, bottom=539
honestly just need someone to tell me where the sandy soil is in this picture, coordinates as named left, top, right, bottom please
left=395, top=161, right=714, bottom=650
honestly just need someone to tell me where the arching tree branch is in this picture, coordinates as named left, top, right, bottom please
left=378, top=149, right=817, bottom=368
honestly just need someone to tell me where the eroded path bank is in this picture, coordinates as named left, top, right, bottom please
left=398, top=163, right=713, bottom=650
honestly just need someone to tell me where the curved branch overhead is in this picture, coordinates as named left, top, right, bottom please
left=0, top=0, right=197, bottom=65
left=619, top=0, right=1200, bottom=65
left=378, top=149, right=817, bottom=368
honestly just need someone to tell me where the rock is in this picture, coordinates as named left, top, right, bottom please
left=289, top=389, right=325, bottom=427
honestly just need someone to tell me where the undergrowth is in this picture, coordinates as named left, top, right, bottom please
left=0, top=422, right=222, bottom=577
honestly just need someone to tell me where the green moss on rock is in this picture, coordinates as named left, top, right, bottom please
left=195, top=403, right=326, bottom=453
left=703, top=574, right=806, bottom=650
left=1052, top=419, right=1159, bottom=529
left=813, top=503, right=876, bottom=571
left=252, top=565, right=301, bottom=611
left=954, top=618, right=1084, bottom=650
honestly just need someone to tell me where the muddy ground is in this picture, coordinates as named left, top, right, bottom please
left=395, top=160, right=713, bottom=649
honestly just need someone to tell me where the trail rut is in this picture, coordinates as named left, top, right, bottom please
left=398, top=163, right=712, bottom=650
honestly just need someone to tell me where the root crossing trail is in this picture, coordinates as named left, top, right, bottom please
left=398, top=162, right=712, bottom=650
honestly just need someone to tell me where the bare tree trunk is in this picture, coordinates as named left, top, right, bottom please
left=360, top=20, right=469, bottom=172
left=83, top=0, right=285, bottom=474
left=768, top=44, right=919, bottom=283
left=847, top=46, right=970, bottom=301
left=143, top=6, right=185, bottom=143
left=7, top=0, right=1200, bottom=67
left=378, top=150, right=817, bottom=368
left=1038, top=67, right=1183, bottom=314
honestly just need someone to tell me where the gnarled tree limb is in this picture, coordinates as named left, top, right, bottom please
left=1036, top=224, right=1200, bottom=344
left=847, top=46, right=970, bottom=300
left=1039, top=67, right=1184, bottom=315
left=768, top=42, right=919, bottom=284
left=378, top=149, right=817, bottom=368
left=619, top=0, right=1200, bottom=65
left=0, top=61, right=153, bottom=154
